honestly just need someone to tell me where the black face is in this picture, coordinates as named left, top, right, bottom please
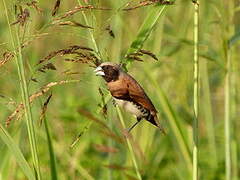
left=102, top=65, right=119, bottom=82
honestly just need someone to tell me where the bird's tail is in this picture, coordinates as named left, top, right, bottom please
left=148, top=115, right=166, bottom=135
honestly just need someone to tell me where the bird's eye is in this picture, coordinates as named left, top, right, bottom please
left=104, top=66, right=110, bottom=70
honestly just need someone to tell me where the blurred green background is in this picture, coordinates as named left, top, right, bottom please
left=0, top=0, right=239, bottom=179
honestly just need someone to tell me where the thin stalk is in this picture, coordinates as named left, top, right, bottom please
left=2, top=1, right=41, bottom=179
left=193, top=1, right=199, bottom=180
left=107, top=114, right=113, bottom=180
left=231, top=141, right=238, bottom=180
left=231, top=37, right=238, bottom=180
left=225, top=48, right=231, bottom=180
left=224, top=1, right=234, bottom=179
left=70, top=0, right=105, bottom=149
left=116, top=108, right=142, bottom=180
left=144, top=67, right=192, bottom=173
left=77, top=0, right=101, bottom=58
left=44, top=117, right=58, bottom=180
left=201, top=60, right=218, bottom=167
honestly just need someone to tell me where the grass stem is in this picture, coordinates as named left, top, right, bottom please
left=225, top=47, right=231, bottom=180
left=193, top=1, right=199, bottom=179
left=116, top=107, right=142, bottom=180
left=2, top=1, right=41, bottom=179
left=77, top=0, right=101, bottom=58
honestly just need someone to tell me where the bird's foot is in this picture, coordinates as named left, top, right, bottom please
left=122, top=128, right=131, bottom=138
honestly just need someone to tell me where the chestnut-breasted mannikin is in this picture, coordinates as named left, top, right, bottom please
left=95, top=62, right=165, bottom=133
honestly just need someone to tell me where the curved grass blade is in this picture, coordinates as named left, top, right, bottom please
left=193, top=1, right=200, bottom=179
left=44, top=117, right=58, bottom=180
left=116, top=107, right=142, bottom=180
left=0, top=125, right=35, bottom=180
left=2, top=1, right=41, bottom=179
left=144, top=68, right=192, bottom=174
left=122, top=4, right=167, bottom=68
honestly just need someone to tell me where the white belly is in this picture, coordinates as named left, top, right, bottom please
left=114, top=98, right=143, bottom=117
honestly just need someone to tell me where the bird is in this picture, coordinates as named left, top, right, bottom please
left=94, top=62, right=165, bottom=133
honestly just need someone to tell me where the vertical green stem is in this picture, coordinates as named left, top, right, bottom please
left=193, top=1, right=199, bottom=180
left=116, top=108, right=142, bottom=180
left=231, top=141, right=237, bottom=180
left=2, top=1, right=41, bottom=179
left=201, top=60, right=218, bottom=167
left=225, top=47, right=231, bottom=180
left=77, top=0, right=101, bottom=58
left=224, top=1, right=234, bottom=179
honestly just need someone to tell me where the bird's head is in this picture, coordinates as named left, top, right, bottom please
left=94, top=62, right=121, bottom=82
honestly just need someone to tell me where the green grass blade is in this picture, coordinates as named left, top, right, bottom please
left=224, top=2, right=234, bottom=180
left=0, top=125, right=35, bottom=180
left=122, top=4, right=167, bottom=68
left=2, top=1, right=41, bottom=179
left=77, top=0, right=101, bottom=58
left=144, top=67, right=192, bottom=173
left=224, top=47, right=231, bottom=180
left=193, top=1, right=199, bottom=179
left=44, top=118, right=58, bottom=180
left=116, top=107, right=142, bottom=180
left=200, top=60, right=218, bottom=167
left=231, top=140, right=238, bottom=180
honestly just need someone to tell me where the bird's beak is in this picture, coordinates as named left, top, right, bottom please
left=94, top=66, right=105, bottom=76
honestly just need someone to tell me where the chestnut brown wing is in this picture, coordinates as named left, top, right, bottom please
left=108, top=72, right=157, bottom=114
left=125, top=74, right=157, bottom=114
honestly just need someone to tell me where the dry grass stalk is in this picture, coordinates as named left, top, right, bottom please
left=6, top=80, right=80, bottom=127
left=37, top=45, right=101, bottom=67
left=38, top=63, right=57, bottom=73
left=75, top=108, right=125, bottom=145
left=64, top=52, right=100, bottom=66
left=11, top=6, right=30, bottom=26
left=93, top=144, right=119, bottom=153
left=54, top=20, right=93, bottom=29
left=0, top=52, right=14, bottom=68
left=125, top=54, right=144, bottom=62
left=26, top=1, right=43, bottom=13
left=123, top=0, right=173, bottom=11
left=126, top=49, right=158, bottom=62
left=38, top=45, right=93, bottom=64
left=99, top=129, right=124, bottom=144
left=52, top=0, right=61, bottom=16
left=78, top=108, right=109, bottom=130
left=55, top=5, right=111, bottom=21
left=139, top=49, right=158, bottom=60
left=71, top=109, right=123, bottom=148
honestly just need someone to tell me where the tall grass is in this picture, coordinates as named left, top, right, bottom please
left=224, top=1, right=235, bottom=180
left=224, top=48, right=231, bottom=180
left=0, top=0, right=239, bottom=179
left=0, top=124, right=34, bottom=179
left=116, top=108, right=142, bottom=180
left=192, top=1, right=199, bottom=179
left=2, top=1, right=40, bottom=179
